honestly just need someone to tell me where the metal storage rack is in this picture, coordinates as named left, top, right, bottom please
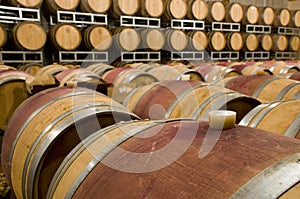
left=212, top=22, right=240, bottom=32
left=171, top=19, right=205, bottom=30
left=59, top=51, right=108, bottom=63
left=278, top=27, right=300, bottom=36
left=244, top=52, right=270, bottom=60
left=0, top=51, right=43, bottom=63
left=245, top=25, right=272, bottom=34
left=171, top=51, right=205, bottom=61
left=121, top=51, right=160, bottom=62
left=211, top=51, right=239, bottom=61
left=120, top=16, right=160, bottom=28
left=0, top=5, right=40, bottom=23
left=275, top=52, right=298, bottom=60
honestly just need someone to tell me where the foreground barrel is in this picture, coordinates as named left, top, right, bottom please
left=80, top=0, right=112, bottom=13
left=7, top=0, right=43, bottom=8
left=123, top=80, right=260, bottom=122
left=1, top=87, right=139, bottom=199
left=17, top=63, right=43, bottom=76
left=233, top=64, right=273, bottom=76
left=0, top=70, right=32, bottom=131
left=49, top=23, right=82, bottom=51
left=55, top=68, right=101, bottom=86
left=85, top=63, right=115, bottom=77
left=12, top=22, right=47, bottom=50
left=35, top=63, right=68, bottom=78
left=47, top=119, right=300, bottom=198
left=224, top=75, right=300, bottom=103
left=240, top=100, right=300, bottom=139
left=82, top=26, right=112, bottom=51
left=196, top=64, right=242, bottom=82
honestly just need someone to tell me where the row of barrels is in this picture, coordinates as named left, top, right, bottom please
left=2, top=22, right=299, bottom=52
left=1, top=61, right=300, bottom=198
left=4, top=0, right=300, bottom=28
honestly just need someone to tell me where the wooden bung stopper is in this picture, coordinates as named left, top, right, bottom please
left=140, top=0, right=164, bottom=18
left=259, top=34, right=273, bottom=51
left=186, top=0, right=208, bottom=20
left=141, top=29, right=165, bottom=51
left=243, top=5, right=260, bottom=24
left=83, top=26, right=112, bottom=51
left=187, top=30, right=208, bottom=51
left=208, top=32, right=226, bottom=51
left=207, top=1, right=226, bottom=22
left=8, top=0, right=42, bottom=8
left=0, top=24, right=7, bottom=48
left=273, top=35, right=288, bottom=51
left=166, top=29, right=188, bottom=51
left=209, top=110, right=236, bottom=130
left=12, top=22, right=46, bottom=50
left=291, top=10, right=300, bottom=27
left=226, top=32, right=243, bottom=51
left=111, top=0, right=140, bottom=18
left=80, top=0, right=112, bottom=13
left=226, top=3, right=244, bottom=23
left=114, top=27, right=140, bottom=51
left=50, top=24, right=82, bottom=51
left=259, top=7, right=275, bottom=25
left=243, top=33, right=259, bottom=51
left=289, top=36, right=300, bottom=52
left=274, top=8, right=291, bottom=27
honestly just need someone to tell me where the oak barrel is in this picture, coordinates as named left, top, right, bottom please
left=110, top=0, right=140, bottom=18
left=259, top=6, right=275, bottom=25
left=35, top=63, right=68, bottom=78
left=7, top=0, right=42, bottom=8
left=261, top=62, right=300, bottom=75
left=291, top=10, right=300, bottom=27
left=0, top=64, right=15, bottom=71
left=0, top=70, right=32, bottom=131
left=289, top=72, right=300, bottom=81
left=17, top=63, right=43, bottom=76
left=258, top=34, right=273, bottom=51
left=187, top=30, right=208, bottom=51
left=1, top=87, right=139, bottom=199
left=225, top=32, right=244, bottom=51
left=240, top=100, right=300, bottom=139
left=207, top=31, right=226, bottom=51
left=49, top=23, right=82, bottom=51
left=44, top=0, right=80, bottom=14
left=225, top=2, right=244, bottom=23
left=12, top=22, right=46, bottom=50
left=243, top=33, right=259, bottom=51
left=85, top=63, right=115, bottom=77
left=141, top=29, right=165, bottom=51
left=224, top=75, right=300, bottom=103
left=273, top=34, right=288, bottom=52
left=163, top=0, right=188, bottom=21
left=47, top=119, right=300, bottom=199
left=123, top=80, right=260, bottom=121
left=186, top=0, right=208, bottom=20
left=0, top=24, right=7, bottom=48
left=274, top=8, right=291, bottom=27
left=243, top=5, right=260, bottom=25
left=140, top=0, right=164, bottom=18
left=80, top=0, right=112, bottom=13
left=206, top=1, right=226, bottom=22
left=82, top=26, right=112, bottom=51
left=113, top=27, right=140, bottom=51
left=55, top=68, right=101, bottom=86
left=289, top=36, right=300, bottom=52
left=165, top=29, right=188, bottom=51
left=235, top=64, right=273, bottom=76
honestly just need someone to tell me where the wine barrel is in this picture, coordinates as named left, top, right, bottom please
left=243, top=33, right=259, bottom=51
left=49, top=24, right=82, bottom=51
left=225, top=3, right=244, bottom=23
left=273, top=35, right=288, bottom=52
left=274, top=8, right=291, bottom=27
left=186, top=0, right=208, bottom=20
left=0, top=70, right=32, bottom=131
left=80, top=0, right=112, bottom=13
left=259, top=7, right=275, bottom=25
left=47, top=119, right=300, bottom=199
left=289, top=36, right=300, bottom=52
left=289, top=72, right=300, bottom=81
left=82, top=26, right=112, bottom=51
left=55, top=68, right=101, bottom=86
left=0, top=23, right=7, bottom=48
left=35, top=63, right=68, bottom=78
left=1, top=87, right=139, bottom=199
left=243, top=5, right=260, bottom=25
left=141, top=29, right=165, bottom=51
left=163, top=0, right=188, bottom=21
left=140, top=0, right=164, bottom=18
left=207, top=31, right=226, bottom=51
left=123, top=81, right=260, bottom=121
left=240, top=100, right=300, bottom=139
left=236, top=64, right=273, bottom=76
left=263, top=63, right=300, bottom=75
left=147, top=65, right=204, bottom=82
left=225, top=32, right=244, bottom=51
left=17, top=63, right=43, bottom=76
left=113, top=27, right=140, bottom=51
left=128, top=63, right=153, bottom=72
left=258, top=34, right=273, bottom=51
left=196, top=64, right=242, bottom=83
left=110, top=0, right=140, bottom=18
left=7, top=0, right=42, bottom=8
left=291, top=10, right=300, bottom=27
left=85, top=63, right=115, bottom=77
left=224, top=75, right=300, bottom=103
left=187, top=30, right=208, bottom=51
left=0, top=64, right=16, bottom=71
left=44, top=0, right=80, bottom=15
left=206, top=1, right=226, bottom=22
left=165, top=29, right=188, bottom=51
left=11, top=22, right=46, bottom=50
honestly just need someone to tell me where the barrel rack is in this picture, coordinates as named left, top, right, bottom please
left=0, top=5, right=43, bottom=64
